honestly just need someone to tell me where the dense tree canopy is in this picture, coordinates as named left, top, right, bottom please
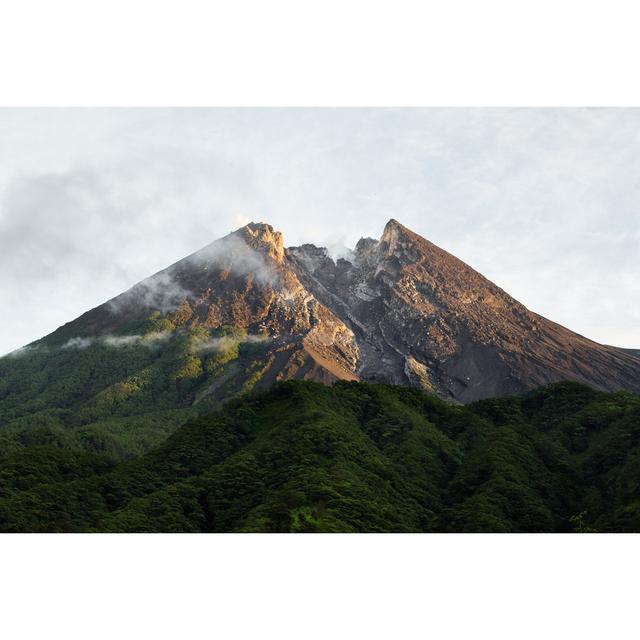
left=0, top=317, right=270, bottom=459
left=0, top=379, right=639, bottom=532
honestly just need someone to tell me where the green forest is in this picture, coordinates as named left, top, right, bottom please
left=0, top=317, right=271, bottom=459
left=1, top=378, right=639, bottom=532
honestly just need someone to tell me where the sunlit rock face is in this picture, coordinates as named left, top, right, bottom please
left=288, top=219, right=640, bottom=402
left=42, top=222, right=360, bottom=390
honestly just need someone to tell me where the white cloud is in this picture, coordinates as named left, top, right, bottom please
left=61, top=332, right=173, bottom=350
left=61, top=337, right=95, bottom=349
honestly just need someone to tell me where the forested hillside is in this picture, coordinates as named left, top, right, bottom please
left=1, top=380, right=639, bottom=532
left=0, top=315, right=275, bottom=458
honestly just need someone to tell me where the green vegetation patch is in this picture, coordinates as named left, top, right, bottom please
left=0, top=380, right=639, bottom=532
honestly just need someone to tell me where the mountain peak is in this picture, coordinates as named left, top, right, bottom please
left=232, top=221, right=284, bottom=263
left=381, top=218, right=419, bottom=242
left=384, top=217, right=402, bottom=230
left=379, top=218, right=425, bottom=260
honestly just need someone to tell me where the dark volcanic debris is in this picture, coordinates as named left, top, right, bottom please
left=287, top=218, right=640, bottom=402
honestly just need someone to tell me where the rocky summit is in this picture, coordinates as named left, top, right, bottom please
left=289, top=219, right=640, bottom=401
left=29, top=218, right=640, bottom=404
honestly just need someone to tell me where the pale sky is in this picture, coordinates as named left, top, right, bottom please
left=0, top=108, right=638, bottom=355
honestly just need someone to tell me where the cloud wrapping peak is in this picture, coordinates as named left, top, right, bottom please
left=190, top=233, right=280, bottom=286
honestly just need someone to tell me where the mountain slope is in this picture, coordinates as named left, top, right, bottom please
left=1, top=380, right=640, bottom=533
left=40, top=222, right=359, bottom=386
left=288, top=219, right=640, bottom=401
left=0, top=224, right=360, bottom=455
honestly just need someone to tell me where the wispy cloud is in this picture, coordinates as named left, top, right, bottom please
left=107, top=272, right=193, bottom=315
left=189, top=233, right=279, bottom=286
left=3, top=330, right=177, bottom=358
left=60, top=331, right=173, bottom=351
left=61, top=337, right=94, bottom=349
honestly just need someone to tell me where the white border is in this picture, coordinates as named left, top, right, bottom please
left=0, top=534, right=637, bottom=639
left=1, top=1, right=639, bottom=637
left=1, top=0, right=640, bottom=106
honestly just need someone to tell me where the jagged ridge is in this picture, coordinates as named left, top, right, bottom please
left=287, top=219, right=640, bottom=401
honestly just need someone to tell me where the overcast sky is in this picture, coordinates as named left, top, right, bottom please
left=0, top=108, right=638, bottom=355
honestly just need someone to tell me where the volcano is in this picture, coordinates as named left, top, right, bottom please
left=18, top=218, right=640, bottom=405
